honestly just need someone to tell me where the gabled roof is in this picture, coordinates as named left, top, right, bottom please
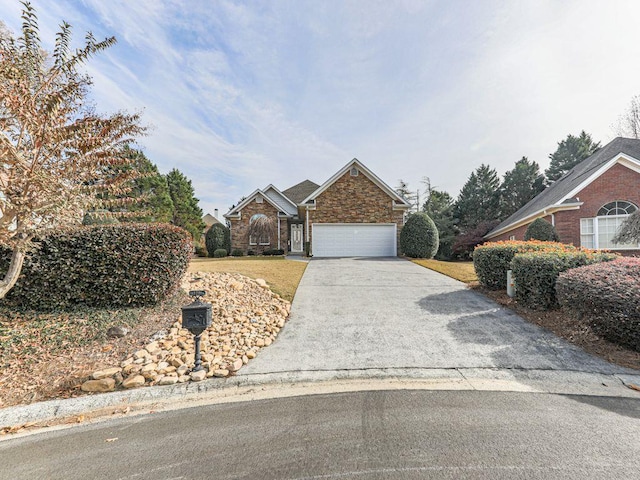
left=224, top=189, right=293, bottom=218
left=282, top=180, right=320, bottom=204
left=263, top=184, right=298, bottom=216
left=486, top=137, right=640, bottom=239
left=301, top=158, right=411, bottom=208
left=203, top=213, right=223, bottom=227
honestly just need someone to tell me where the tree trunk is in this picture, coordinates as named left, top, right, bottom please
left=0, top=247, right=25, bottom=299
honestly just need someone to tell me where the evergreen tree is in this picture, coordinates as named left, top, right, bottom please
left=423, top=189, right=457, bottom=260
left=121, top=147, right=174, bottom=223
left=166, top=169, right=205, bottom=240
left=545, top=131, right=600, bottom=182
left=498, top=157, right=546, bottom=219
left=454, top=164, right=500, bottom=231
left=396, top=179, right=417, bottom=212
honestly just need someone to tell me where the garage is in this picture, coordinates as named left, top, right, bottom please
left=312, top=223, right=397, bottom=257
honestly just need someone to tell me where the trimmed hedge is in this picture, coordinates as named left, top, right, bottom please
left=524, top=218, right=560, bottom=242
left=205, top=223, right=231, bottom=257
left=262, top=249, right=285, bottom=256
left=557, top=257, right=640, bottom=351
left=400, top=213, right=439, bottom=259
left=473, top=241, right=577, bottom=290
left=511, top=251, right=617, bottom=310
left=213, top=248, right=228, bottom=258
left=231, top=249, right=244, bottom=257
left=0, top=224, right=192, bottom=311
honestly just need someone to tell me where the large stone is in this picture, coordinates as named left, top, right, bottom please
left=107, top=326, right=129, bottom=338
left=255, top=278, right=268, bottom=288
left=212, top=369, right=229, bottom=378
left=91, top=367, right=123, bottom=380
left=158, top=375, right=178, bottom=386
left=122, top=375, right=146, bottom=389
left=81, top=378, right=116, bottom=393
left=190, top=370, right=207, bottom=382
left=228, top=358, right=243, bottom=372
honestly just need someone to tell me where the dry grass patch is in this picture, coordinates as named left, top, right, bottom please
left=412, top=259, right=477, bottom=283
left=188, top=257, right=307, bottom=302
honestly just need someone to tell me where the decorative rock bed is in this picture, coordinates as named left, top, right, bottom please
left=80, top=272, right=290, bottom=393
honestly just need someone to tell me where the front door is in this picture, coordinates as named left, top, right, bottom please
left=291, top=224, right=303, bottom=252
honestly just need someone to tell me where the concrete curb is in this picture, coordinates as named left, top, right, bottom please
left=2, top=368, right=640, bottom=429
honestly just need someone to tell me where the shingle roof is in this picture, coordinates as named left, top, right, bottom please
left=282, top=179, right=320, bottom=204
left=487, top=137, right=640, bottom=237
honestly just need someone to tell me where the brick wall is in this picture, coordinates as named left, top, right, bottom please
left=307, top=170, right=405, bottom=253
left=229, top=199, right=289, bottom=253
left=488, top=163, right=640, bottom=255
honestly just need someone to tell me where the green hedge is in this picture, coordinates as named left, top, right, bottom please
left=0, top=224, right=192, bottom=311
left=524, top=218, right=560, bottom=241
left=213, top=248, right=227, bottom=258
left=557, top=258, right=640, bottom=351
left=511, top=251, right=617, bottom=310
left=473, top=241, right=577, bottom=290
left=400, top=213, right=439, bottom=258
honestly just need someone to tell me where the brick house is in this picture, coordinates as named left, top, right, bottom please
left=485, top=137, right=640, bottom=254
left=224, top=159, right=411, bottom=256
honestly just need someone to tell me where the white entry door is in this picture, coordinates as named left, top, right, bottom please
left=312, top=223, right=396, bottom=257
left=291, top=224, right=303, bottom=252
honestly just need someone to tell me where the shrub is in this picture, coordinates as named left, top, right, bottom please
left=194, top=245, right=207, bottom=257
left=0, top=224, right=192, bottom=311
left=213, top=248, right=228, bottom=258
left=524, top=218, right=560, bottom=242
left=400, top=213, right=439, bottom=258
left=205, top=223, right=231, bottom=257
left=473, top=240, right=577, bottom=290
left=557, top=257, right=640, bottom=351
left=452, top=220, right=499, bottom=260
left=262, top=249, right=285, bottom=256
left=231, top=249, right=244, bottom=257
left=247, top=250, right=256, bottom=256
left=511, top=250, right=617, bottom=310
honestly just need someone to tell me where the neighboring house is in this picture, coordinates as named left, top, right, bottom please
left=201, top=210, right=224, bottom=244
left=224, top=158, right=411, bottom=257
left=485, top=137, right=640, bottom=254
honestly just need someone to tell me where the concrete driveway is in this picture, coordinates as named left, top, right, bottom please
left=240, top=258, right=637, bottom=391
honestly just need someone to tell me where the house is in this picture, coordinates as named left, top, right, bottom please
left=200, top=210, right=224, bottom=245
left=224, top=158, right=411, bottom=257
left=485, top=137, right=640, bottom=254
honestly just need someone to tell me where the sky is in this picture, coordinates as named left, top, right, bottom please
left=2, top=0, right=640, bottom=217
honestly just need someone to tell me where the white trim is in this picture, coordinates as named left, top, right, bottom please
left=224, top=189, right=293, bottom=218
left=485, top=202, right=582, bottom=239
left=301, top=158, right=411, bottom=208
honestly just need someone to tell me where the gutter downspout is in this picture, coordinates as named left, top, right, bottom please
left=306, top=206, right=310, bottom=242
left=277, top=216, right=281, bottom=250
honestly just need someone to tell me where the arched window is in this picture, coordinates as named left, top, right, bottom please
left=249, top=214, right=271, bottom=246
left=580, top=200, right=638, bottom=249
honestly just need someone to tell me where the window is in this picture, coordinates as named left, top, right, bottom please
left=580, top=201, right=638, bottom=249
left=249, top=213, right=270, bottom=245
left=350, top=167, right=359, bottom=176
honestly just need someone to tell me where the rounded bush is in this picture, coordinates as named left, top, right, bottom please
left=0, top=224, right=192, bottom=310
left=213, top=248, right=227, bottom=258
left=205, top=223, right=230, bottom=257
left=231, top=249, right=244, bottom=257
left=524, top=218, right=560, bottom=242
left=400, top=213, right=439, bottom=258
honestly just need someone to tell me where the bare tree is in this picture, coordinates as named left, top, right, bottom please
left=614, top=95, right=640, bottom=139
left=247, top=215, right=275, bottom=253
left=0, top=2, right=145, bottom=298
left=612, top=210, right=640, bottom=245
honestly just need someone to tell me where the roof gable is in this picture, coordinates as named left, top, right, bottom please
left=224, top=189, right=293, bottom=218
left=263, top=184, right=298, bottom=215
left=486, top=137, right=640, bottom=238
left=301, top=158, right=411, bottom=207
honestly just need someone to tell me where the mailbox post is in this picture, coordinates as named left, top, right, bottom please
left=181, top=290, right=212, bottom=372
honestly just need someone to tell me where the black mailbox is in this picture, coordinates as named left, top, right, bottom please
left=181, top=290, right=212, bottom=335
left=181, top=290, right=212, bottom=372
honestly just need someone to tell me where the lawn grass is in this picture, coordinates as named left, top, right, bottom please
left=412, top=259, right=477, bottom=283
left=188, top=257, right=308, bottom=302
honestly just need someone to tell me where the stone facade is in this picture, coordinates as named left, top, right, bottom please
left=307, top=169, right=405, bottom=253
left=489, top=163, right=640, bottom=255
left=228, top=198, right=289, bottom=254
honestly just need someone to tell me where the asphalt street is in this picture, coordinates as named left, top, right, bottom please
left=1, top=390, right=639, bottom=480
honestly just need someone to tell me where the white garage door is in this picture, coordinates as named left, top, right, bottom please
left=312, top=223, right=397, bottom=257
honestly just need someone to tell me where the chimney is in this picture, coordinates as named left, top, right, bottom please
left=214, top=208, right=219, bottom=219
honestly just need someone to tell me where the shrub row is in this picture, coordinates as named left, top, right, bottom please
left=473, top=241, right=578, bottom=290
left=511, top=251, right=617, bottom=310
left=0, top=224, right=192, bottom=311
left=557, top=258, right=640, bottom=351
left=262, top=249, right=285, bottom=256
